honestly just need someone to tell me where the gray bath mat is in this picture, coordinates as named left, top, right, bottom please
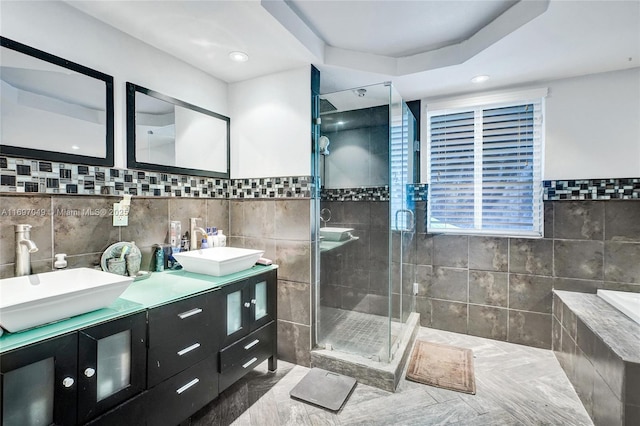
left=290, top=368, right=357, bottom=411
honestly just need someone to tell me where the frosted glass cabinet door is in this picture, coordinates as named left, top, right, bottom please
left=77, top=312, right=146, bottom=424
left=0, top=333, right=77, bottom=426
left=253, top=281, right=267, bottom=321
left=226, top=290, right=243, bottom=336
left=96, top=330, right=131, bottom=401
left=3, top=358, right=54, bottom=426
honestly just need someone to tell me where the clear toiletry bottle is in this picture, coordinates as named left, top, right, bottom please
left=155, top=246, right=164, bottom=272
left=201, top=238, right=209, bottom=249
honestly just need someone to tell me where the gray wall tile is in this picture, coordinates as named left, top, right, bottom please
left=553, top=277, right=600, bottom=294
left=509, top=238, right=553, bottom=276
left=554, top=240, right=604, bottom=280
left=241, top=200, right=275, bottom=239
left=275, top=199, right=310, bottom=241
left=554, top=201, right=604, bottom=240
left=604, top=241, right=640, bottom=284
left=468, top=237, right=508, bottom=272
left=276, top=320, right=311, bottom=367
left=429, top=266, right=468, bottom=302
left=0, top=195, right=52, bottom=265
left=52, top=196, right=120, bottom=257
left=415, top=233, right=433, bottom=266
left=625, top=361, right=640, bottom=407
left=433, top=235, right=468, bottom=267
left=277, top=280, right=311, bottom=326
left=509, top=274, right=553, bottom=314
left=167, top=198, right=207, bottom=243
left=507, top=310, right=551, bottom=349
left=275, top=240, right=310, bottom=284
left=120, top=198, right=169, bottom=248
left=468, top=270, right=508, bottom=307
left=605, top=201, right=640, bottom=242
left=430, top=299, right=467, bottom=334
left=468, top=305, right=508, bottom=341
left=592, top=370, right=623, bottom=426
left=206, top=199, right=229, bottom=235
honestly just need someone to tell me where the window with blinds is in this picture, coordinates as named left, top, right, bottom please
left=427, top=98, right=544, bottom=237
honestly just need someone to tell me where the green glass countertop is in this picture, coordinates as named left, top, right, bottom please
left=0, top=264, right=277, bottom=354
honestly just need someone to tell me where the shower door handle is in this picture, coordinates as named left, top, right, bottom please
left=395, top=209, right=415, bottom=232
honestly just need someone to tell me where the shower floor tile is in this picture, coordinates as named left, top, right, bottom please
left=318, top=307, right=404, bottom=360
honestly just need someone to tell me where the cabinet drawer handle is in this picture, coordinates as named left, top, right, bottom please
left=244, top=302, right=251, bottom=308
left=177, top=342, right=201, bottom=356
left=84, top=368, right=96, bottom=378
left=176, top=378, right=200, bottom=394
left=244, top=339, right=260, bottom=350
left=178, top=308, right=202, bottom=319
left=251, top=299, right=257, bottom=304
left=62, top=377, right=75, bottom=388
left=242, top=357, right=258, bottom=369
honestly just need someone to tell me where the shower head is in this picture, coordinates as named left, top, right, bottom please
left=319, top=136, right=330, bottom=156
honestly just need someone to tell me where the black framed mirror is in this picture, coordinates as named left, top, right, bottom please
left=0, top=37, right=114, bottom=166
left=126, top=83, right=230, bottom=178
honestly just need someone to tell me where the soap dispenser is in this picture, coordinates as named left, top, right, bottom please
left=54, top=253, right=67, bottom=270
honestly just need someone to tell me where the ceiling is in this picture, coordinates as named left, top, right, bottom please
left=65, top=0, right=640, bottom=101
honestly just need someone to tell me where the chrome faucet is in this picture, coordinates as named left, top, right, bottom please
left=189, top=218, right=207, bottom=250
left=15, top=224, right=38, bottom=276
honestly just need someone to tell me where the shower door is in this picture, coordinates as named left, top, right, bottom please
left=388, top=93, right=417, bottom=361
left=315, top=83, right=416, bottom=363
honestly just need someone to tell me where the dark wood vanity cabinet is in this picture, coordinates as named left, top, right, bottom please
left=0, top=268, right=277, bottom=426
left=144, top=289, right=224, bottom=426
left=219, top=269, right=277, bottom=392
left=0, top=333, right=78, bottom=426
left=0, top=312, right=146, bottom=426
left=146, top=291, right=222, bottom=388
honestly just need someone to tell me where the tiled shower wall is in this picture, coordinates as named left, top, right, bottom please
left=319, top=200, right=389, bottom=315
left=0, top=193, right=313, bottom=366
left=410, top=200, right=640, bottom=349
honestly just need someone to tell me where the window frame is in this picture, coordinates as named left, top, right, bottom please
left=425, top=89, right=547, bottom=238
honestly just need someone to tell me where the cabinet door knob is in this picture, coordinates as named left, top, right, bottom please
left=84, top=368, right=96, bottom=378
left=62, top=377, right=75, bottom=388
left=251, top=299, right=257, bottom=305
left=244, top=302, right=251, bottom=308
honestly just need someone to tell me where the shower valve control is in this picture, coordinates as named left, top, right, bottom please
left=413, top=282, right=419, bottom=296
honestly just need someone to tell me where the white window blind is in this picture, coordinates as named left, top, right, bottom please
left=427, top=98, right=544, bottom=237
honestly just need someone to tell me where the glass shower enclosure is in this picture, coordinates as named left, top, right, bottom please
left=314, top=82, right=416, bottom=363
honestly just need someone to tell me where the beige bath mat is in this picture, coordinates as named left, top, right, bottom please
left=405, top=340, right=476, bottom=394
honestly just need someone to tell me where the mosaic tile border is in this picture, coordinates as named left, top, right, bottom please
left=0, top=156, right=313, bottom=199
left=543, top=178, right=640, bottom=200
left=320, top=183, right=428, bottom=202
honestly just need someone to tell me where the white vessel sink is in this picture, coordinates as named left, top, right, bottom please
left=0, top=268, right=134, bottom=333
left=173, top=247, right=264, bottom=276
left=319, top=227, right=355, bottom=242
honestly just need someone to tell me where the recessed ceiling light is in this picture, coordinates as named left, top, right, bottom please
left=471, top=75, right=490, bottom=84
left=229, top=51, right=249, bottom=62
left=337, top=121, right=345, bottom=125
left=71, top=145, right=80, bottom=150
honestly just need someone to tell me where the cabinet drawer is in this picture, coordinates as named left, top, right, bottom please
left=219, top=322, right=275, bottom=392
left=147, top=333, right=215, bottom=388
left=146, top=355, right=218, bottom=426
left=148, top=293, right=211, bottom=348
left=84, top=390, right=148, bottom=426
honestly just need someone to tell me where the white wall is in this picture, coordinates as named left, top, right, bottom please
left=229, top=67, right=311, bottom=179
left=421, top=67, right=640, bottom=180
left=544, top=68, right=640, bottom=179
left=1, top=1, right=229, bottom=168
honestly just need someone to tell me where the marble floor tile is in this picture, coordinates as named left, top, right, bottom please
left=193, top=327, right=593, bottom=426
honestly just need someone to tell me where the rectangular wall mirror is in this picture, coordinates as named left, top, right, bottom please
left=0, top=37, right=114, bottom=166
left=126, top=83, right=230, bottom=178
